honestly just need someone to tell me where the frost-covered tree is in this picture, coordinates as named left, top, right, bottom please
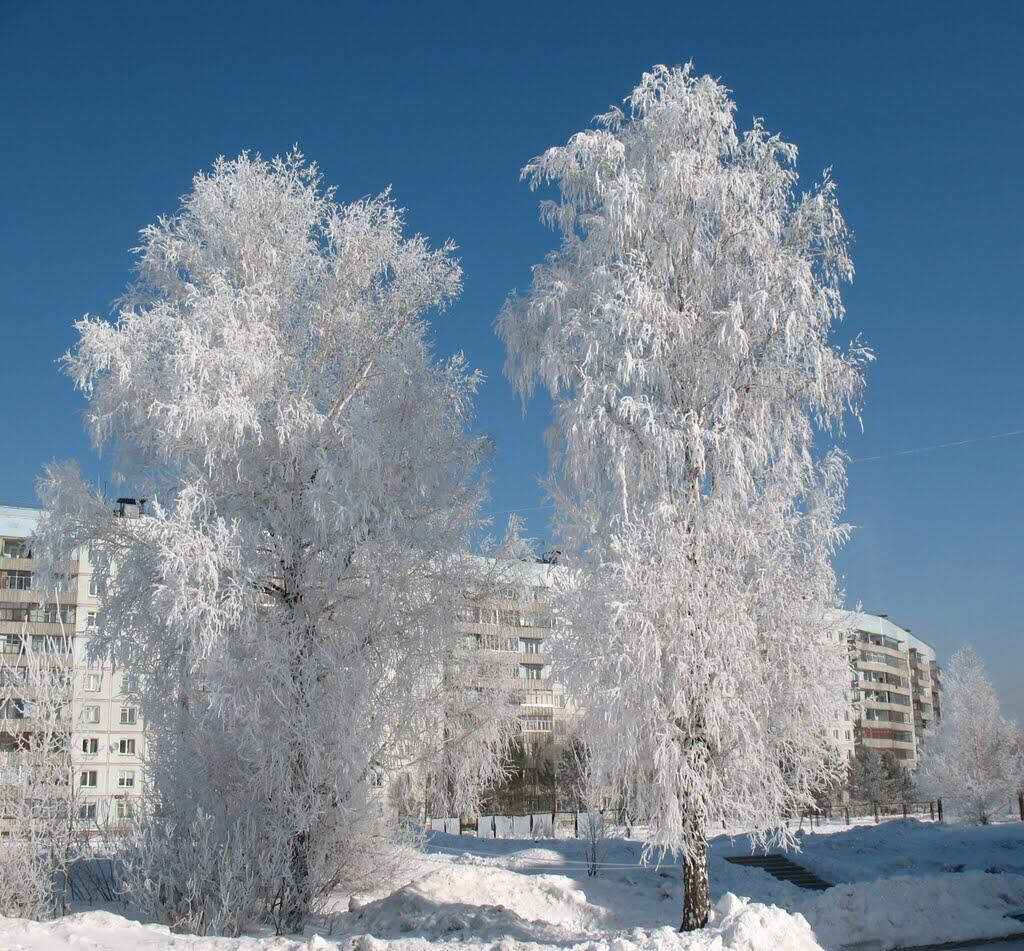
left=498, top=65, right=866, bottom=930
left=918, top=646, right=1022, bottom=825
left=35, top=152, right=509, bottom=934
left=0, top=631, right=80, bottom=919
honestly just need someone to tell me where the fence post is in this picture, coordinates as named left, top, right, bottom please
left=844, top=806, right=850, bottom=825
left=937, top=798, right=943, bottom=823
left=1018, top=790, right=1023, bottom=822
left=902, top=803, right=907, bottom=819
left=574, top=811, right=579, bottom=838
left=929, top=801, right=934, bottom=821
left=874, top=803, right=879, bottom=824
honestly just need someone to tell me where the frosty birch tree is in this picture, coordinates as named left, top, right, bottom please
left=0, top=630, right=80, bottom=919
left=918, top=646, right=1022, bottom=824
left=498, top=65, right=867, bottom=930
left=35, top=152, right=509, bottom=935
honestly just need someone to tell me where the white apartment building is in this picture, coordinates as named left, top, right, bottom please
left=0, top=504, right=145, bottom=825
left=454, top=560, right=574, bottom=744
left=847, top=611, right=940, bottom=769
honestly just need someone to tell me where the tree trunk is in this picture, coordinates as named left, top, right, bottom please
left=680, top=830, right=710, bottom=931
left=283, top=828, right=310, bottom=933
left=280, top=560, right=313, bottom=934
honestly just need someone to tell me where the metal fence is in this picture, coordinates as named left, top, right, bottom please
left=429, top=801, right=953, bottom=839
left=429, top=810, right=626, bottom=839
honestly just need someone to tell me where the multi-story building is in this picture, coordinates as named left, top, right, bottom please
left=0, top=504, right=145, bottom=825
left=454, top=560, right=574, bottom=745
left=847, top=611, right=940, bottom=768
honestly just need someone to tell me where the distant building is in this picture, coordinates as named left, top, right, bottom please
left=846, top=611, right=940, bottom=769
left=454, top=561, right=574, bottom=745
left=0, top=505, right=145, bottom=826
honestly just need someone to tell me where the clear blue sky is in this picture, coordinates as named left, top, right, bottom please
left=2, top=2, right=1021, bottom=716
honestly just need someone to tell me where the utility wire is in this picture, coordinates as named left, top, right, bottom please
left=482, top=428, right=1024, bottom=517
left=849, top=428, right=1024, bottom=464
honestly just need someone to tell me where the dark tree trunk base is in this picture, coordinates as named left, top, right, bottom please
left=680, top=832, right=710, bottom=931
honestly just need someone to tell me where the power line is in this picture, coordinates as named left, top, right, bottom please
left=483, top=503, right=554, bottom=518
left=480, top=429, right=1024, bottom=518
left=850, top=428, right=1024, bottom=464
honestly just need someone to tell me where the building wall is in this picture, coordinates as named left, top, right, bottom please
left=0, top=505, right=145, bottom=825
left=846, top=611, right=940, bottom=769
left=454, top=561, right=574, bottom=746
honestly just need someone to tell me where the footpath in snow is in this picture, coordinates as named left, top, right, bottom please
left=1, top=820, right=1023, bottom=950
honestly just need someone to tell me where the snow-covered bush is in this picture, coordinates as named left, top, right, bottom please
left=918, top=646, right=1022, bottom=824
left=35, top=151, right=508, bottom=934
left=498, top=64, right=866, bottom=929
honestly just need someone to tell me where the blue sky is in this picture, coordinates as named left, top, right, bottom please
left=1, top=1, right=1021, bottom=716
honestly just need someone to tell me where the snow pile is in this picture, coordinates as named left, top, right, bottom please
left=4, top=823, right=1024, bottom=949
left=346, top=863, right=594, bottom=943
left=787, top=818, right=1024, bottom=883
left=0, top=909, right=328, bottom=949
left=798, top=871, right=1024, bottom=950
left=0, top=895, right=825, bottom=951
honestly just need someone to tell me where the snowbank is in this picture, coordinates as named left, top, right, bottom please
left=0, top=896, right=825, bottom=951
left=0, top=909, right=325, bottom=949
left=3, top=822, right=1024, bottom=950
left=799, top=870, right=1024, bottom=950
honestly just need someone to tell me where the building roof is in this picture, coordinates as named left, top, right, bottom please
left=0, top=504, right=43, bottom=538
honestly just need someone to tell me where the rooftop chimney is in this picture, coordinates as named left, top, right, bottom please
left=115, top=498, right=146, bottom=519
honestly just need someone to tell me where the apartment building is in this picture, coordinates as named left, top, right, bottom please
left=454, top=560, right=574, bottom=745
left=0, top=505, right=145, bottom=825
left=847, top=611, right=939, bottom=768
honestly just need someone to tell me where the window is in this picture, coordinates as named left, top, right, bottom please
left=117, top=770, right=135, bottom=789
left=32, top=635, right=69, bottom=654
left=1, top=570, right=32, bottom=590
left=0, top=602, right=30, bottom=622
left=521, top=715, right=554, bottom=732
left=86, top=611, right=98, bottom=628
left=2, top=633, right=23, bottom=653
left=117, top=738, right=136, bottom=755
left=88, top=578, right=99, bottom=597
left=83, top=705, right=101, bottom=724
left=84, top=673, right=101, bottom=692
left=115, top=798, right=135, bottom=820
left=28, top=603, right=75, bottom=624
left=80, top=770, right=98, bottom=788
left=78, top=802, right=97, bottom=821
left=0, top=698, right=25, bottom=719
left=81, top=737, right=99, bottom=754
left=520, top=664, right=543, bottom=681
left=1, top=539, right=31, bottom=558
left=119, top=707, right=138, bottom=725
left=520, top=638, right=542, bottom=654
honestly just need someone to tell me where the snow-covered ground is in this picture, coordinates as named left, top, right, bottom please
left=2, top=820, right=1023, bottom=950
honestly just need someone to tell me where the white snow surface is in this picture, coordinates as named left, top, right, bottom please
left=2, top=820, right=1023, bottom=950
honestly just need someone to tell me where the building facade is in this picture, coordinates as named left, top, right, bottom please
left=454, top=561, right=574, bottom=745
left=847, top=611, right=939, bottom=768
left=3, top=497, right=941, bottom=824
left=0, top=505, right=145, bottom=825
